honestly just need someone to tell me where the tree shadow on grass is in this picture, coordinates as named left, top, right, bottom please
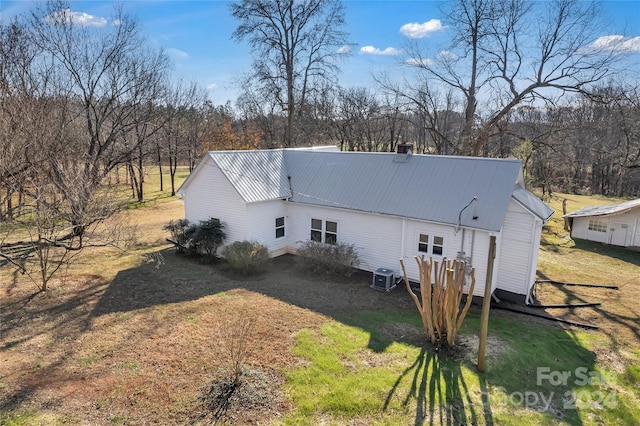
left=383, top=346, right=491, bottom=425
left=535, top=270, right=639, bottom=348
left=86, top=249, right=632, bottom=424
left=92, top=249, right=415, bottom=325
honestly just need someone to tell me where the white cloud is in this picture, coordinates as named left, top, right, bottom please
left=206, top=83, right=218, bottom=90
left=112, top=19, right=122, bottom=27
left=400, top=19, right=446, bottom=39
left=44, top=8, right=107, bottom=27
left=591, top=35, right=640, bottom=52
left=337, top=45, right=352, bottom=54
left=360, top=45, right=404, bottom=56
left=406, top=57, right=433, bottom=67
left=438, top=50, right=457, bottom=61
left=166, top=48, right=189, bottom=60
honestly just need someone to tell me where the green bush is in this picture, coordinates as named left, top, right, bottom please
left=164, top=218, right=226, bottom=257
left=164, top=219, right=190, bottom=254
left=296, top=241, right=360, bottom=277
left=222, top=240, right=270, bottom=273
left=189, top=218, right=226, bottom=256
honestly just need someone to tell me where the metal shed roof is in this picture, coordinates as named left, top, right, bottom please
left=563, top=198, right=640, bottom=218
left=185, top=148, right=552, bottom=232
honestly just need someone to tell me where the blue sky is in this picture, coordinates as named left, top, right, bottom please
left=2, top=0, right=640, bottom=104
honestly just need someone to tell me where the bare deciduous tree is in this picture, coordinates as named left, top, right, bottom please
left=405, top=0, right=620, bottom=156
left=0, top=1, right=168, bottom=290
left=230, top=0, right=350, bottom=147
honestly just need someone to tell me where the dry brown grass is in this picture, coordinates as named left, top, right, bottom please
left=535, top=192, right=640, bottom=374
left=1, top=192, right=639, bottom=424
left=0, top=199, right=415, bottom=424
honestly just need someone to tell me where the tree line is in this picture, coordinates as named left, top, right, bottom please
left=1, top=0, right=638, bottom=290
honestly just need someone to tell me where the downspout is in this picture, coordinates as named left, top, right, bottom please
left=400, top=218, right=406, bottom=262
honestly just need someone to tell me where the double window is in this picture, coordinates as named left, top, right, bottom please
left=588, top=217, right=607, bottom=233
left=275, top=217, right=285, bottom=238
left=418, top=233, right=444, bottom=256
left=311, top=218, right=337, bottom=244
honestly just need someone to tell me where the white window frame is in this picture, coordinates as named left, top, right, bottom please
left=310, top=218, right=338, bottom=244
left=275, top=216, right=285, bottom=239
left=417, top=232, right=445, bottom=257
left=588, top=217, right=607, bottom=233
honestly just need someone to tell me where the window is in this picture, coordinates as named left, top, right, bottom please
left=311, top=218, right=323, bottom=242
left=275, top=217, right=285, bottom=238
left=588, top=217, right=607, bottom=233
left=418, top=233, right=445, bottom=256
left=418, top=234, right=429, bottom=253
left=432, top=236, right=444, bottom=255
left=310, top=218, right=338, bottom=244
left=325, top=221, right=337, bottom=244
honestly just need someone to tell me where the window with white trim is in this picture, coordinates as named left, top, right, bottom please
left=588, top=217, right=607, bottom=233
left=310, top=218, right=338, bottom=244
left=275, top=217, right=285, bottom=238
left=418, top=233, right=445, bottom=256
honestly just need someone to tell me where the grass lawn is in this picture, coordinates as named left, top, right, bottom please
left=1, top=180, right=639, bottom=425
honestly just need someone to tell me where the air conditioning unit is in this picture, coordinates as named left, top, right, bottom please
left=372, top=268, right=397, bottom=292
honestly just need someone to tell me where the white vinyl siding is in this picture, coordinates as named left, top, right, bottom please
left=287, top=203, right=404, bottom=274
left=246, top=200, right=289, bottom=256
left=401, top=220, right=489, bottom=297
left=495, top=200, right=537, bottom=296
left=571, top=209, right=639, bottom=247
left=181, top=159, right=247, bottom=245
left=179, top=159, right=542, bottom=299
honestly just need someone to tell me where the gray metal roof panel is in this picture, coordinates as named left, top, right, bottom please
left=208, top=150, right=291, bottom=202
left=563, top=198, right=640, bottom=218
left=512, top=186, right=555, bottom=222
left=283, top=151, right=524, bottom=232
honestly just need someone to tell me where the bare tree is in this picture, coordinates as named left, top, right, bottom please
left=161, top=81, right=208, bottom=196
left=0, top=1, right=168, bottom=290
left=27, top=0, right=170, bottom=227
left=230, top=0, right=350, bottom=147
left=405, top=0, right=620, bottom=156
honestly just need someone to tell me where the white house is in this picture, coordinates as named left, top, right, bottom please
left=177, top=146, right=554, bottom=304
left=564, top=198, right=640, bottom=248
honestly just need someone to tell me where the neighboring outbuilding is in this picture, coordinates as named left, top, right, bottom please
left=177, top=146, right=554, bottom=304
left=564, top=198, right=640, bottom=248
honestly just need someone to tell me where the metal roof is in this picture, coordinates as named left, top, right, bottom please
left=563, top=198, right=640, bottom=218
left=206, top=149, right=291, bottom=203
left=185, top=148, right=553, bottom=232
left=512, top=186, right=555, bottom=221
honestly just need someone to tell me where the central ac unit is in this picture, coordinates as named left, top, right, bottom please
left=371, top=268, right=397, bottom=291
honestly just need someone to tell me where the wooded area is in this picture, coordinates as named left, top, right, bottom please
left=1, top=0, right=639, bottom=289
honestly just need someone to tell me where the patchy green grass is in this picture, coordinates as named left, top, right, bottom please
left=283, top=309, right=640, bottom=425
left=2, top=188, right=638, bottom=425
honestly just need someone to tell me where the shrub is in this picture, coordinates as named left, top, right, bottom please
left=164, top=218, right=226, bottom=257
left=296, top=241, right=360, bottom=277
left=164, top=219, right=190, bottom=254
left=222, top=240, right=270, bottom=274
left=189, top=218, right=226, bottom=256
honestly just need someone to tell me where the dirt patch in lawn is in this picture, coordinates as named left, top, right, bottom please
left=0, top=201, right=416, bottom=425
left=2, top=199, right=639, bottom=424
